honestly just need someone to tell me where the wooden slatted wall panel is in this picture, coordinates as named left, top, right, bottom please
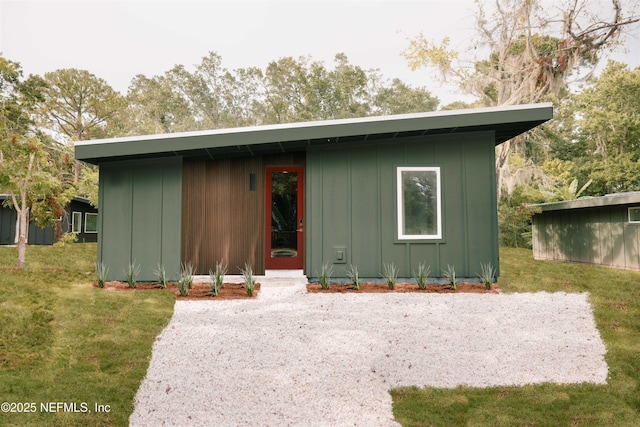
left=182, top=160, right=208, bottom=272
left=182, top=153, right=305, bottom=275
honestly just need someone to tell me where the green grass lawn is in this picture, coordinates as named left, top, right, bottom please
left=391, top=247, right=640, bottom=426
left=2, top=245, right=639, bottom=426
left=0, top=244, right=175, bottom=426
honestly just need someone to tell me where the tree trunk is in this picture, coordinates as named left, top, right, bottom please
left=12, top=153, right=35, bottom=270
left=495, top=140, right=511, bottom=199
left=14, top=215, right=20, bottom=245
left=15, top=198, right=28, bottom=270
left=74, top=159, right=80, bottom=183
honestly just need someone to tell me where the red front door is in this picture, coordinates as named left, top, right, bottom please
left=265, top=167, right=304, bottom=270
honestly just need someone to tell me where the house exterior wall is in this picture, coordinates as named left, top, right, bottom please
left=0, top=205, right=17, bottom=245
left=1, top=201, right=97, bottom=245
left=305, top=131, right=500, bottom=279
left=98, top=158, right=182, bottom=281
left=181, top=152, right=305, bottom=275
left=65, top=199, right=98, bottom=243
left=27, top=221, right=55, bottom=245
left=95, top=133, right=501, bottom=280
left=533, top=204, right=640, bottom=270
left=0, top=206, right=54, bottom=245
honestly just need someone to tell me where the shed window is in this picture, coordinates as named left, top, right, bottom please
left=397, top=166, right=442, bottom=240
left=629, top=207, right=640, bottom=223
left=71, top=212, right=82, bottom=233
left=85, top=213, right=98, bottom=233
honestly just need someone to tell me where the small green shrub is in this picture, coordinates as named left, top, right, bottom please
left=208, top=270, right=219, bottom=296
left=346, top=264, right=360, bottom=291
left=241, top=263, right=255, bottom=296
left=443, top=264, right=457, bottom=291
left=124, top=261, right=141, bottom=289
left=154, top=263, right=168, bottom=289
left=383, top=262, right=398, bottom=290
left=316, top=261, right=333, bottom=289
left=54, top=232, right=78, bottom=247
left=477, top=263, right=496, bottom=290
left=177, top=280, right=189, bottom=296
left=183, top=262, right=194, bottom=288
left=414, top=262, right=431, bottom=290
left=96, top=261, right=109, bottom=288
left=209, top=261, right=227, bottom=296
left=177, top=262, right=194, bottom=296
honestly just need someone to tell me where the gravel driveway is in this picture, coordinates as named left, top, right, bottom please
left=130, top=278, right=608, bottom=426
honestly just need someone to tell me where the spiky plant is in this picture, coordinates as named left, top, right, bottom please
left=241, top=263, right=256, bottom=296
left=477, top=263, right=496, bottom=290
left=182, top=262, right=194, bottom=288
left=124, top=261, right=141, bottom=289
left=316, top=261, right=334, bottom=290
left=382, top=262, right=398, bottom=290
left=154, top=263, right=168, bottom=289
left=443, top=264, right=457, bottom=291
left=177, top=262, right=194, bottom=296
left=96, top=261, right=109, bottom=288
left=414, top=262, right=431, bottom=290
left=346, top=264, right=360, bottom=291
left=209, top=260, right=227, bottom=296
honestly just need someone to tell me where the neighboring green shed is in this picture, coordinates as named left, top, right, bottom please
left=532, top=192, right=640, bottom=270
left=75, top=103, right=552, bottom=281
left=0, top=195, right=97, bottom=245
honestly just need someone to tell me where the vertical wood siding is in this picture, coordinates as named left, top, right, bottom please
left=306, top=132, right=499, bottom=279
left=0, top=206, right=16, bottom=245
left=532, top=205, right=640, bottom=270
left=0, top=206, right=55, bottom=245
left=98, top=158, right=182, bottom=281
left=66, top=200, right=98, bottom=243
left=181, top=153, right=304, bottom=275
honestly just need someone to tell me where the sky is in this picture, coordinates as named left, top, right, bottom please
left=1, top=0, right=639, bottom=106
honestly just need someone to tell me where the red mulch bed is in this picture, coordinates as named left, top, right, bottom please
left=96, top=281, right=498, bottom=299
left=306, top=282, right=500, bottom=294
left=96, top=281, right=260, bottom=300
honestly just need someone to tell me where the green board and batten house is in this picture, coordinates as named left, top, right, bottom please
left=532, top=192, right=640, bottom=270
left=75, top=103, right=552, bottom=281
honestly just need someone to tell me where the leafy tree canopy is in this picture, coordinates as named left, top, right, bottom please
left=402, top=0, right=639, bottom=198
left=40, top=68, right=127, bottom=142
left=126, top=51, right=440, bottom=135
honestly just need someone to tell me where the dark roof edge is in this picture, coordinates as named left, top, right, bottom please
left=531, top=192, right=640, bottom=212
left=75, top=103, right=551, bottom=146
left=0, top=194, right=93, bottom=206
left=75, top=103, right=553, bottom=162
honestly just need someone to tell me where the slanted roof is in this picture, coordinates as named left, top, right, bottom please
left=75, top=103, right=553, bottom=165
left=0, top=194, right=93, bottom=207
left=532, top=192, right=640, bottom=213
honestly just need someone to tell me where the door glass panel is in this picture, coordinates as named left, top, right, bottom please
left=271, top=171, right=298, bottom=258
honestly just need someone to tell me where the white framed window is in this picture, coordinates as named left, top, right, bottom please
left=71, top=212, right=82, bottom=233
left=397, top=166, right=442, bottom=240
left=84, top=212, right=98, bottom=233
left=629, top=207, right=640, bottom=223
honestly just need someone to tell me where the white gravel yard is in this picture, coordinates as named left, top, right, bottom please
left=130, top=278, right=608, bottom=427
